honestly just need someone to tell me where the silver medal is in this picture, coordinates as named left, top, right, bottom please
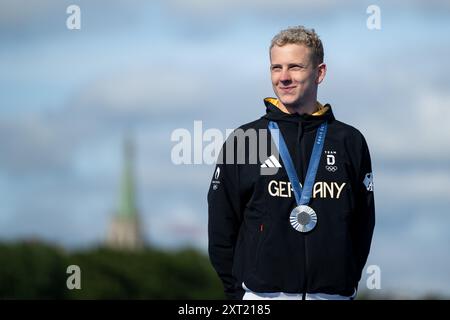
left=289, top=205, right=317, bottom=233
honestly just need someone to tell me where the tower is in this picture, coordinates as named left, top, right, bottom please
left=106, top=136, right=144, bottom=250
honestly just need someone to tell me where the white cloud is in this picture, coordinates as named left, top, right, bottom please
left=415, top=89, right=450, bottom=149
left=0, top=114, right=72, bottom=174
left=75, top=66, right=206, bottom=114
left=368, top=217, right=450, bottom=297
left=376, top=169, right=450, bottom=202
left=349, top=82, right=450, bottom=162
left=0, top=0, right=56, bottom=26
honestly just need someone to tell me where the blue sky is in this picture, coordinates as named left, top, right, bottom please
left=1, top=0, right=450, bottom=298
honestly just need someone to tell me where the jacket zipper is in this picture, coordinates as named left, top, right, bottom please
left=296, top=121, right=308, bottom=300
left=303, top=235, right=308, bottom=300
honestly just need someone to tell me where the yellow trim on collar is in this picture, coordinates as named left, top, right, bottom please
left=264, top=98, right=329, bottom=116
left=265, top=97, right=279, bottom=107
left=312, top=102, right=329, bottom=116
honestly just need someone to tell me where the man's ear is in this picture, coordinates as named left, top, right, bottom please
left=316, top=63, right=327, bottom=84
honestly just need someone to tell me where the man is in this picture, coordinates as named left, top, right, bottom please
left=208, top=26, right=375, bottom=300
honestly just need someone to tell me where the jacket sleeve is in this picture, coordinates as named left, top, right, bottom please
left=207, top=134, right=244, bottom=300
left=352, top=134, right=376, bottom=282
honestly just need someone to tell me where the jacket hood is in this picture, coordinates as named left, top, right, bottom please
left=262, top=97, right=335, bottom=130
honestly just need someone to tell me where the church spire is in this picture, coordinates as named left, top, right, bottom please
left=118, top=136, right=137, bottom=219
left=106, top=135, right=144, bottom=250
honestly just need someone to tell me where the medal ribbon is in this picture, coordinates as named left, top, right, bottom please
left=268, top=121, right=328, bottom=206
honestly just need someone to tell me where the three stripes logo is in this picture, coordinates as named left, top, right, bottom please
left=261, top=155, right=282, bottom=168
left=260, top=155, right=282, bottom=176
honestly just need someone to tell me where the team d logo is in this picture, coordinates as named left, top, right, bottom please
left=325, top=150, right=337, bottom=172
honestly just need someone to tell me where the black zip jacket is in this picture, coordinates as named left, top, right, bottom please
left=208, top=98, right=375, bottom=300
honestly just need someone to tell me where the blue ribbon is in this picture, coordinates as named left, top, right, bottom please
left=268, top=121, right=328, bottom=206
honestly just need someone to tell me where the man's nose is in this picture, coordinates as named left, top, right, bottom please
left=280, top=68, right=291, bottom=82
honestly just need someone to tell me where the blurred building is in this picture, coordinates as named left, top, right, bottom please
left=106, top=137, right=144, bottom=250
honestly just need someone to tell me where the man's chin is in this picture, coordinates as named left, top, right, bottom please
left=273, top=87, right=295, bottom=102
left=278, top=96, right=299, bottom=107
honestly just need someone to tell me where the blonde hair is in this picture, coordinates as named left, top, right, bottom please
left=270, top=26, right=324, bottom=66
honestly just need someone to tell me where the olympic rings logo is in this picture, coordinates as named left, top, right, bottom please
left=325, top=166, right=338, bottom=172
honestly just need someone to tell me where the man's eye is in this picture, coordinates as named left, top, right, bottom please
left=271, top=66, right=281, bottom=71
left=290, top=66, right=302, bottom=70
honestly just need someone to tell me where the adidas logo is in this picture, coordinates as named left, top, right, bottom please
left=261, top=155, right=282, bottom=168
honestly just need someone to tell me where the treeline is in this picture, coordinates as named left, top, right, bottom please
left=0, top=242, right=225, bottom=299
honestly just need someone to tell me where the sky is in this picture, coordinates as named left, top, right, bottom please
left=1, top=0, right=450, bottom=298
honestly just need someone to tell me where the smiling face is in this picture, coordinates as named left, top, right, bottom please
left=270, top=43, right=326, bottom=110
